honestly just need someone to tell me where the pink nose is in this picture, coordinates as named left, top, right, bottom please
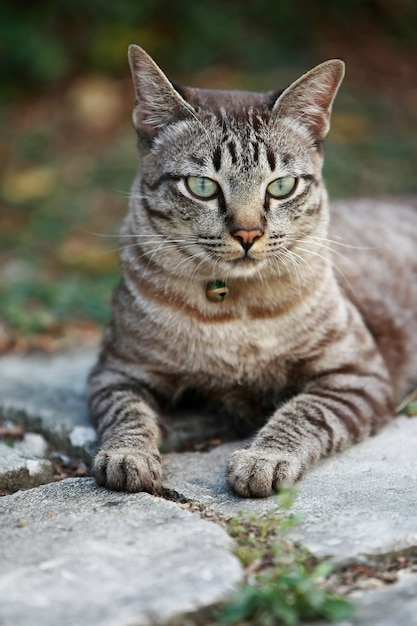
left=230, top=227, right=264, bottom=251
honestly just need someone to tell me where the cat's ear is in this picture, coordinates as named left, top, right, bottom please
left=272, top=60, right=345, bottom=142
left=128, top=44, right=197, bottom=139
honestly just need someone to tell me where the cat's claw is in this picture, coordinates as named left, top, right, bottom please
left=94, top=448, right=162, bottom=494
left=227, top=448, right=304, bottom=498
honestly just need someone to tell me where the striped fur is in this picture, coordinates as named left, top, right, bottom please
left=88, top=45, right=417, bottom=497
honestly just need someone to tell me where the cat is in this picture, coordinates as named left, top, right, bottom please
left=88, top=44, right=417, bottom=498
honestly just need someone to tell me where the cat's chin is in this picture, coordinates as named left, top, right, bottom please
left=217, top=256, right=268, bottom=279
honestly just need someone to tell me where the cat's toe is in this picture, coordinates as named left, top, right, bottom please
left=94, top=448, right=162, bottom=494
left=227, top=448, right=303, bottom=498
left=227, top=449, right=274, bottom=497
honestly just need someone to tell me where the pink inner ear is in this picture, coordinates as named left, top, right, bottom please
left=299, top=75, right=341, bottom=139
left=275, top=61, right=344, bottom=141
left=310, top=98, right=331, bottom=132
left=297, top=97, right=329, bottom=140
left=316, top=71, right=341, bottom=112
left=308, top=109, right=326, bottom=136
left=314, top=91, right=332, bottom=112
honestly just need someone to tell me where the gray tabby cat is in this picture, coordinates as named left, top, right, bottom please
left=88, top=44, right=417, bottom=497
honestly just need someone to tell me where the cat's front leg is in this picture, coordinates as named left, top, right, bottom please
left=88, top=369, right=162, bottom=493
left=227, top=364, right=393, bottom=498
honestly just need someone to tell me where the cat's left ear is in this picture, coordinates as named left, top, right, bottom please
left=272, top=60, right=345, bottom=142
left=128, top=44, right=197, bottom=140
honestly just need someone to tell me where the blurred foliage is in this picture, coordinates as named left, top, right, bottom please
left=2, top=0, right=417, bottom=95
left=1, top=0, right=417, bottom=349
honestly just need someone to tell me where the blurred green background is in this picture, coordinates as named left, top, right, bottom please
left=1, top=0, right=417, bottom=352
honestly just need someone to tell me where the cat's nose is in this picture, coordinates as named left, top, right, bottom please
left=230, top=226, right=264, bottom=252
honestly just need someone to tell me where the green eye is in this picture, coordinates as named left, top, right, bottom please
left=266, top=176, right=297, bottom=199
left=186, top=176, right=219, bottom=199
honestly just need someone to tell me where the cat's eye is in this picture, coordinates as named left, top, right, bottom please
left=266, top=176, right=297, bottom=199
left=186, top=176, right=219, bottom=199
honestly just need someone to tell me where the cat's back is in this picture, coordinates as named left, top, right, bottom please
left=329, top=197, right=417, bottom=396
left=329, top=197, right=417, bottom=296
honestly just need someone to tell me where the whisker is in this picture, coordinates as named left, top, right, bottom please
left=83, top=229, right=195, bottom=241
left=300, top=236, right=362, bottom=273
left=305, top=234, right=378, bottom=251
left=81, top=229, right=122, bottom=238
left=174, top=251, right=203, bottom=272
left=293, top=245, right=331, bottom=264
left=122, top=243, right=174, bottom=265
left=278, top=249, right=307, bottom=296
left=294, top=244, right=355, bottom=288
left=109, top=189, right=147, bottom=199
left=190, top=254, right=214, bottom=280
left=113, top=238, right=194, bottom=255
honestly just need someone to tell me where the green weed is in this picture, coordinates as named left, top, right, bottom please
left=396, top=389, right=417, bottom=417
left=219, top=489, right=354, bottom=626
left=401, top=403, right=417, bottom=417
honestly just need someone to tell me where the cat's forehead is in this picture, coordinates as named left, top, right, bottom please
left=178, top=85, right=281, bottom=118
left=149, top=82, right=320, bottom=174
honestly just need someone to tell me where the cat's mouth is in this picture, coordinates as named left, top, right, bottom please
left=227, top=252, right=262, bottom=265
left=219, top=253, right=265, bottom=277
left=231, top=256, right=258, bottom=265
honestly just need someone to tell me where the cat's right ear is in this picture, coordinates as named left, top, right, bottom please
left=128, top=45, right=196, bottom=140
left=272, top=59, right=345, bottom=142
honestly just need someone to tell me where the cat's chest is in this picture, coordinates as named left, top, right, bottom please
left=129, top=273, right=342, bottom=391
left=150, top=306, right=303, bottom=388
left=193, top=320, right=283, bottom=375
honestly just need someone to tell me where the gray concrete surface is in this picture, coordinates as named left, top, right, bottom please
left=164, top=416, right=417, bottom=565
left=0, top=350, right=96, bottom=457
left=348, top=575, right=417, bottom=626
left=0, top=478, right=242, bottom=626
left=1, top=349, right=417, bottom=625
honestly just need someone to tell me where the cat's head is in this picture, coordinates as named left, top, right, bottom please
left=127, top=45, right=344, bottom=280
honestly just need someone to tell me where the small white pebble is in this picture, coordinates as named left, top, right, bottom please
left=15, top=433, right=48, bottom=458
left=26, top=460, right=42, bottom=476
left=69, top=426, right=97, bottom=447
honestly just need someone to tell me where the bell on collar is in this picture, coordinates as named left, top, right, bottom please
left=206, top=280, right=229, bottom=303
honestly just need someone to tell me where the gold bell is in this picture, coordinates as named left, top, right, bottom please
left=206, top=280, right=229, bottom=303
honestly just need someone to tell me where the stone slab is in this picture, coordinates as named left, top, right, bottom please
left=0, top=442, right=53, bottom=492
left=2, top=350, right=417, bottom=567
left=0, top=478, right=242, bottom=626
left=290, top=416, right=417, bottom=565
left=0, top=350, right=97, bottom=458
left=347, top=574, right=417, bottom=626
left=2, top=349, right=417, bottom=626
left=164, top=416, right=417, bottom=565
left=308, top=574, right=417, bottom=626
left=164, top=441, right=279, bottom=517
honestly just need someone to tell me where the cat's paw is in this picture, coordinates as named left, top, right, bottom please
left=94, top=447, right=162, bottom=494
left=227, top=448, right=304, bottom=498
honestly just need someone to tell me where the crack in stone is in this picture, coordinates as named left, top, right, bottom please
left=160, top=486, right=190, bottom=504
left=362, top=546, right=417, bottom=568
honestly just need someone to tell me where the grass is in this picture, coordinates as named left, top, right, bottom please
left=0, top=275, right=116, bottom=335
left=217, top=489, right=354, bottom=626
